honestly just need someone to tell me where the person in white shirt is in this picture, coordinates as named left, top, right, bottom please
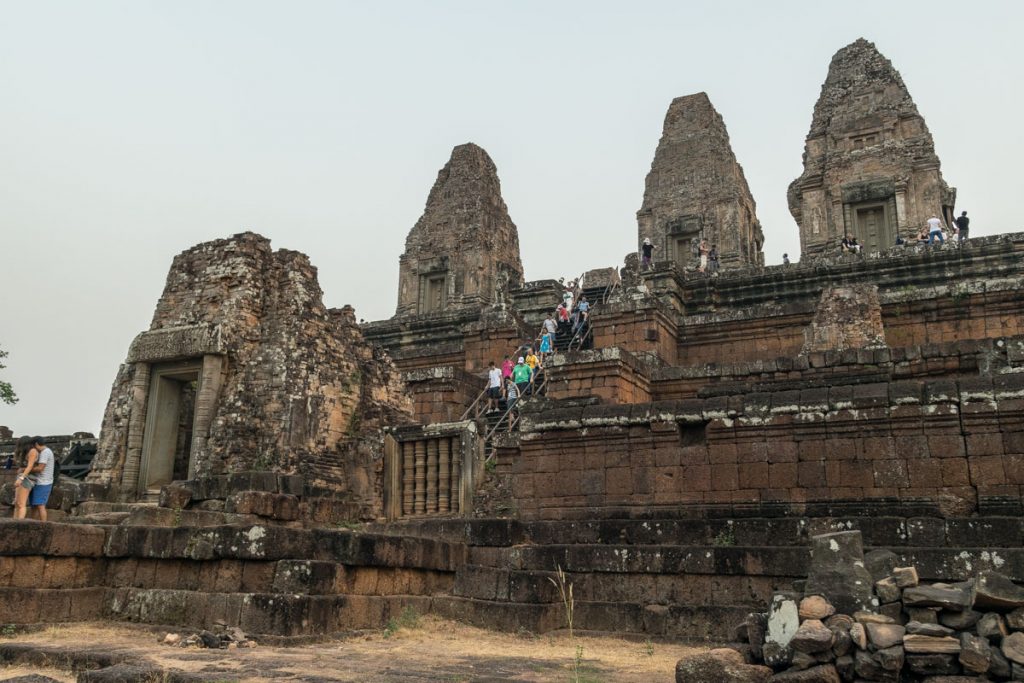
left=927, top=216, right=944, bottom=244
left=485, top=361, right=503, bottom=412
left=28, top=437, right=55, bottom=521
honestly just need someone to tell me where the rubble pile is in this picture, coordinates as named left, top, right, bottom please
left=162, top=623, right=257, bottom=650
left=677, top=531, right=1024, bottom=682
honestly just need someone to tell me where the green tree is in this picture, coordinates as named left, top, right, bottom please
left=0, top=346, right=17, bottom=405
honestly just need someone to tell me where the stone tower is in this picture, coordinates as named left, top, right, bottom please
left=396, top=143, right=524, bottom=316
left=637, top=92, right=764, bottom=269
left=789, top=38, right=956, bottom=257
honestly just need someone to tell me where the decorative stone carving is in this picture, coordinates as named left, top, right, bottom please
left=788, top=38, right=956, bottom=257
left=396, top=143, right=524, bottom=316
left=637, top=92, right=764, bottom=269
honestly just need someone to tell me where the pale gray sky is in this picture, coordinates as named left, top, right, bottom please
left=2, top=1, right=1021, bottom=434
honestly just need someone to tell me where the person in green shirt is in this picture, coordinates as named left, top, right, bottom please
left=512, top=356, right=532, bottom=396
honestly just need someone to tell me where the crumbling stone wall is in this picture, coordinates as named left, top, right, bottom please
left=637, top=92, right=764, bottom=268
left=789, top=38, right=956, bottom=257
left=91, top=233, right=412, bottom=495
left=396, top=143, right=524, bottom=316
left=802, top=284, right=886, bottom=354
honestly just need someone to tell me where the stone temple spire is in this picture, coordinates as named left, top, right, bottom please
left=637, top=92, right=764, bottom=269
left=788, top=38, right=956, bottom=257
left=396, top=143, right=524, bottom=316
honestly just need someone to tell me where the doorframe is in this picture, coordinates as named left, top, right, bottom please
left=137, top=360, right=203, bottom=495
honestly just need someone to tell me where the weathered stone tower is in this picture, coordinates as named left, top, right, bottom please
left=789, top=38, right=956, bottom=257
left=396, top=143, right=524, bottom=316
left=90, top=232, right=412, bottom=499
left=637, top=92, right=764, bottom=269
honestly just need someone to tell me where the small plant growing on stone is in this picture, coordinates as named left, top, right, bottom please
left=172, top=506, right=183, bottom=527
left=0, top=624, right=15, bottom=637
left=712, top=526, right=736, bottom=547
left=643, top=638, right=654, bottom=657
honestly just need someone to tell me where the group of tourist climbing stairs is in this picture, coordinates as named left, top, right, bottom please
left=461, top=273, right=618, bottom=462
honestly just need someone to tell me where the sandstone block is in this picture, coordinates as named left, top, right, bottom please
left=1003, top=631, right=1024, bottom=664
left=906, top=653, right=960, bottom=676
left=906, top=621, right=954, bottom=637
left=675, top=648, right=772, bottom=683
left=959, top=631, right=992, bottom=674
left=766, top=664, right=839, bottom=682
left=791, top=619, right=834, bottom=654
left=903, top=634, right=961, bottom=654
left=939, top=609, right=982, bottom=630
left=874, top=577, right=900, bottom=604
left=865, top=623, right=905, bottom=650
left=1007, top=607, right=1024, bottom=631
left=975, top=571, right=1024, bottom=611
left=892, top=566, right=919, bottom=588
left=804, top=532, right=876, bottom=615
left=903, top=586, right=972, bottom=612
left=849, top=622, right=867, bottom=650
left=977, top=612, right=1008, bottom=641
left=799, top=596, right=835, bottom=621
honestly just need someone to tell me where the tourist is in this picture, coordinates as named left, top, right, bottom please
left=927, top=216, right=944, bottom=244
left=501, top=355, right=513, bottom=382
left=512, top=357, right=531, bottom=396
left=916, top=228, right=930, bottom=245
left=955, top=211, right=970, bottom=242
left=708, top=244, right=720, bottom=275
left=698, top=239, right=710, bottom=273
left=849, top=237, right=862, bottom=254
left=504, top=375, right=520, bottom=416
left=485, top=361, right=502, bottom=413
left=28, top=437, right=54, bottom=521
left=641, top=237, right=655, bottom=269
left=525, top=347, right=540, bottom=378
left=783, top=253, right=791, bottom=265
left=841, top=235, right=861, bottom=254
left=895, top=234, right=905, bottom=246
left=539, top=327, right=553, bottom=359
left=11, top=436, right=37, bottom=520
left=542, top=314, right=557, bottom=343
left=574, top=295, right=590, bottom=334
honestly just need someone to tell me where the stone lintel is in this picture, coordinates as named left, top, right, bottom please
left=125, top=324, right=224, bottom=364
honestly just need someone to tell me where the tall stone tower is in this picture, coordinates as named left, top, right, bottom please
left=637, top=92, right=764, bottom=269
left=396, top=143, right=524, bottom=316
left=789, top=38, right=956, bottom=257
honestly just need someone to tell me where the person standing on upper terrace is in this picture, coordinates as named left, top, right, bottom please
left=955, top=211, right=970, bottom=242
left=927, top=215, right=945, bottom=244
left=698, top=239, right=710, bottom=273
left=641, top=238, right=655, bottom=269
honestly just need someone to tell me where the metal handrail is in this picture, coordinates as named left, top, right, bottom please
left=459, top=322, right=551, bottom=421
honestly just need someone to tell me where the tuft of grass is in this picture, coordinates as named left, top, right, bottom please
left=643, top=638, right=654, bottom=657
left=548, top=565, right=584, bottom=683
left=383, top=606, right=421, bottom=638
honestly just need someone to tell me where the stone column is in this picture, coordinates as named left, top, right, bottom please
left=188, top=354, right=226, bottom=478
left=438, top=438, right=451, bottom=513
left=414, top=440, right=426, bottom=514
left=426, top=438, right=438, bottom=513
left=119, top=363, right=151, bottom=493
left=895, top=183, right=908, bottom=237
left=450, top=438, right=462, bottom=514
left=402, top=441, right=414, bottom=516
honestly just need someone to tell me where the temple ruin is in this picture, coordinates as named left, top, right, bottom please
left=789, top=38, right=957, bottom=256
left=638, top=92, right=764, bottom=268
left=1, top=38, right=1023, bottom=682
left=396, top=142, right=524, bottom=316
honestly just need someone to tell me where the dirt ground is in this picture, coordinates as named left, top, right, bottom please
left=0, top=618, right=705, bottom=682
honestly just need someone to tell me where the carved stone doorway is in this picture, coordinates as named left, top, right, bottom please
left=853, top=203, right=891, bottom=253
left=139, top=361, right=202, bottom=495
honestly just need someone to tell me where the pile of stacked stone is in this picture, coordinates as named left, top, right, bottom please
left=677, top=531, right=1024, bottom=682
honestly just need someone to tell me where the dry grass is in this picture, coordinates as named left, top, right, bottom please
left=0, top=618, right=705, bottom=682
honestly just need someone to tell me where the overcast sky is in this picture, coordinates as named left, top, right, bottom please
left=2, top=1, right=1021, bottom=435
